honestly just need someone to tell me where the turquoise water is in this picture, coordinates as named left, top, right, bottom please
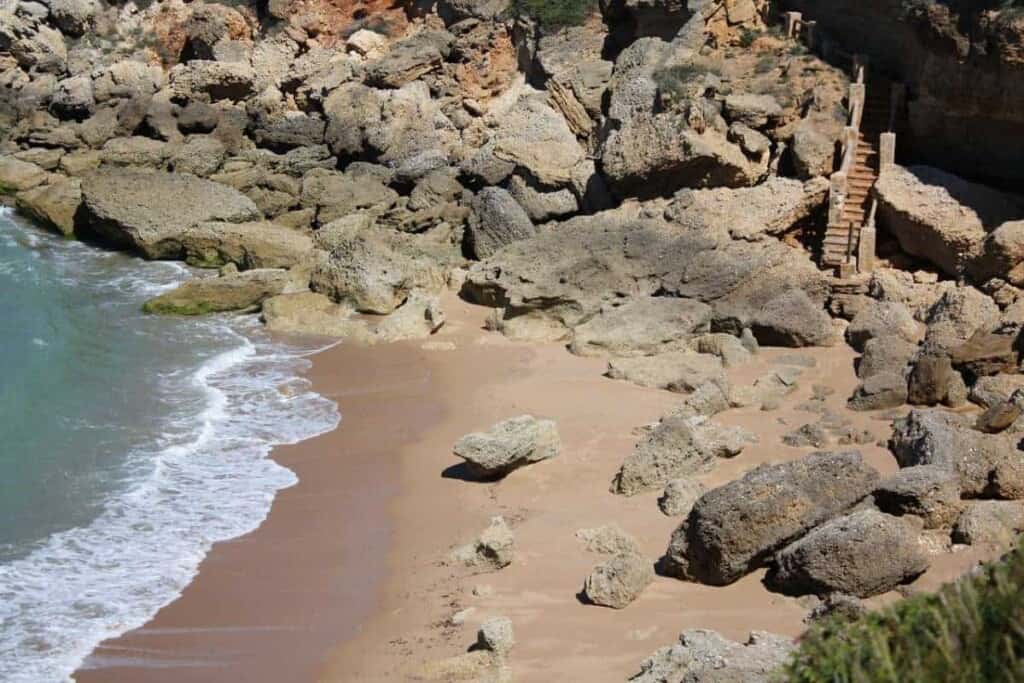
left=0, top=209, right=339, bottom=682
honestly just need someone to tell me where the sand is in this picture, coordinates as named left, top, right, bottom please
left=74, top=292, right=999, bottom=682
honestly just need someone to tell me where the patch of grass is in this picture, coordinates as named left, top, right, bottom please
left=739, top=27, right=760, bottom=47
left=653, top=59, right=722, bottom=100
left=754, top=55, right=776, bottom=74
left=783, top=540, right=1024, bottom=683
left=513, top=0, right=598, bottom=28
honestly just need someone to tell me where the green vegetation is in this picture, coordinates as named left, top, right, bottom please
left=513, top=0, right=598, bottom=28
left=739, top=27, right=760, bottom=47
left=653, top=59, right=722, bottom=100
left=784, top=541, right=1024, bottom=683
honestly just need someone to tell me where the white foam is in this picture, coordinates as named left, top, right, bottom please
left=0, top=217, right=341, bottom=682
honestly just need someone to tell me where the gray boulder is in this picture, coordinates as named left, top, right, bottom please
left=570, top=298, right=712, bottom=358
left=612, top=416, right=753, bottom=496
left=952, top=501, right=1024, bottom=547
left=873, top=465, right=963, bottom=529
left=663, top=451, right=880, bottom=585
left=658, top=478, right=706, bottom=517
left=179, top=221, right=314, bottom=270
left=364, top=29, right=453, bottom=89
left=78, top=170, right=261, bottom=259
left=846, top=300, right=921, bottom=352
left=630, top=630, right=794, bottom=683
left=583, top=553, right=655, bottom=609
left=748, top=289, right=834, bottom=347
left=767, top=509, right=929, bottom=598
left=453, top=416, right=560, bottom=479
left=890, top=408, right=1024, bottom=499
left=976, top=388, right=1024, bottom=434
left=466, top=187, right=535, bottom=260
left=48, top=0, right=96, bottom=36
left=907, top=354, right=960, bottom=407
left=921, top=286, right=999, bottom=356
left=606, top=351, right=725, bottom=392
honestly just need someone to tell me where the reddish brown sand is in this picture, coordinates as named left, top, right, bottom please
left=74, top=293, right=998, bottom=682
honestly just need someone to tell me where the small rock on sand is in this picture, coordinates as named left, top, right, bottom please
left=449, top=516, right=514, bottom=572
left=583, top=552, right=654, bottom=609
left=453, top=415, right=560, bottom=479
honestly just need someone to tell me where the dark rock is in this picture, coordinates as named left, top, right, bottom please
left=873, top=465, right=962, bottom=529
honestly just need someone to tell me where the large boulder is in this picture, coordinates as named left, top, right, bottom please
left=364, top=29, right=453, bottom=89
left=142, top=268, right=298, bottom=315
left=310, top=231, right=444, bottom=314
left=169, top=60, right=256, bottom=102
left=48, top=0, right=97, bottom=37
left=0, top=156, right=47, bottom=193
left=606, top=351, right=725, bottom=392
left=78, top=170, right=261, bottom=259
left=971, top=220, right=1024, bottom=285
left=950, top=330, right=1020, bottom=378
left=890, top=408, right=1024, bottom=498
left=569, top=297, right=712, bottom=358
left=179, top=221, right=314, bottom=270
left=612, top=415, right=753, bottom=496
left=630, top=630, right=794, bottom=683
left=747, top=289, right=834, bottom=347
left=873, top=465, right=962, bottom=529
left=845, top=300, right=921, bottom=352
left=583, top=552, right=655, bottom=609
left=465, top=187, right=535, bottom=260
left=452, top=415, right=560, bottom=479
left=663, top=451, right=880, bottom=585
left=875, top=165, right=1021, bottom=277
left=952, top=501, right=1024, bottom=547
left=921, top=286, right=1000, bottom=356
left=766, top=509, right=929, bottom=598
left=261, top=292, right=374, bottom=341
left=15, top=177, right=80, bottom=236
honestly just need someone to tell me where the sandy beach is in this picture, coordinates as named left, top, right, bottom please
left=73, top=292, right=995, bottom=682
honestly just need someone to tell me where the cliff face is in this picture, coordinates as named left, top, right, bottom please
left=783, top=0, right=1024, bottom=188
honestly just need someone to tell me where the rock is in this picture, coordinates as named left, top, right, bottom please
left=168, top=136, right=225, bottom=177
left=0, top=156, right=47, bottom=193
left=970, top=374, right=1024, bottom=410
left=50, top=75, right=94, bottom=120
left=575, top=524, right=642, bottom=556
left=476, top=617, right=514, bottom=656
left=583, top=553, right=655, bottom=609
left=143, top=268, right=296, bottom=315
left=922, top=286, right=1000, bottom=356
left=261, top=292, right=374, bottom=341
left=507, top=174, right=578, bottom=223
left=310, top=231, right=444, bottom=314
left=300, top=168, right=399, bottom=225
left=570, top=298, right=712, bottom=358
left=875, top=165, right=1020, bottom=277
left=48, top=0, right=96, bottom=36
left=169, top=60, right=256, bottom=102
left=907, top=354, right=958, bottom=406
left=748, top=289, right=834, bottom=347
left=846, top=300, right=921, bottom=352
left=791, top=118, right=837, bottom=179
left=613, top=415, right=752, bottom=496
left=950, top=330, right=1019, bottom=377
left=690, top=333, right=751, bottom=368
left=952, top=501, right=1024, bottom=547
left=976, top=389, right=1024, bottom=433
left=857, top=334, right=918, bottom=382
left=806, top=593, right=868, bottom=623
left=662, top=451, right=880, bottom=585
left=178, top=221, right=313, bottom=270
left=606, top=351, right=725, bottom=392
left=364, top=29, right=452, bottom=88
left=452, top=416, right=560, bottom=479
left=873, top=465, right=963, bottom=529
left=783, top=422, right=831, bottom=448
left=767, top=509, right=929, bottom=598
left=78, top=170, right=261, bottom=259
left=972, top=220, right=1024, bottom=285
left=373, top=289, right=446, bottom=342
left=466, top=187, right=535, bottom=260
left=630, top=630, right=794, bottom=683
left=890, top=408, right=1024, bottom=498
left=671, top=378, right=735, bottom=418
left=449, top=516, right=515, bottom=571
left=0, top=13, right=66, bottom=73
left=658, top=479, right=706, bottom=517
left=15, top=176, right=80, bottom=236
left=665, top=177, right=829, bottom=241
left=849, top=370, right=910, bottom=412
left=99, top=137, right=170, bottom=168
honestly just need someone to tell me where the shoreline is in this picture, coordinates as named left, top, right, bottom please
left=74, top=291, right=998, bottom=682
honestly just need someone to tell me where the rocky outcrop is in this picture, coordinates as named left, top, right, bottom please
left=452, top=416, right=560, bottom=479
left=845, top=300, right=921, bottom=352
left=606, top=351, right=725, bottom=392
left=630, top=630, right=793, bottom=683
left=465, top=187, right=535, bottom=260
left=767, top=509, right=929, bottom=598
left=663, top=451, right=879, bottom=585
left=873, top=465, right=962, bottom=530
left=612, top=415, right=753, bottom=496
left=179, top=221, right=314, bottom=270
left=875, top=165, right=1021, bottom=277
left=952, top=501, right=1024, bottom=547
left=569, top=297, right=712, bottom=358
left=143, top=268, right=299, bottom=315
left=890, top=409, right=1024, bottom=499
left=15, top=176, right=80, bottom=236
left=78, top=170, right=261, bottom=259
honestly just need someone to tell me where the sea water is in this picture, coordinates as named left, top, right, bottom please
left=0, top=209, right=339, bottom=682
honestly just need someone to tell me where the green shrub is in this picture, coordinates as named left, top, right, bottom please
left=739, top=27, right=760, bottom=47
left=784, top=540, right=1024, bottom=683
left=513, top=0, right=598, bottom=28
left=653, top=59, right=722, bottom=100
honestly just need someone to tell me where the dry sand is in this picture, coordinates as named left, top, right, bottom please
left=75, top=292, right=998, bottom=683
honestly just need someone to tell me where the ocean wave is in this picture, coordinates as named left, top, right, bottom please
left=0, top=213, right=341, bottom=682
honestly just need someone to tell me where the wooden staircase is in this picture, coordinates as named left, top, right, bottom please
left=822, top=79, right=890, bottom=269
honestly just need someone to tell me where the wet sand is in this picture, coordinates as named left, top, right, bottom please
left=75, top=293, right=997, bottom=682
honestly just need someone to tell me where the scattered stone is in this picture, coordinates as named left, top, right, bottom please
left=449, top=516, right=515, bottom=572
left=783, top=422, right=831, bottom=448
left=575, top=524, right=642, bottom=557
left=630, top=630, right=794, bottom=683
left=476, top=616, right=515, bottom=656
left=583, top=553, right=655, bottom=609
left=805, top=593, right=867, bottom=623
left=663, top=451, right=880, bottom=585
left=658, top=479, right=706, bottom=517
left=612, top=415, right=753, bottom=496
left=453, top=416, right=560, bottom=479
left=976, top=388, right=1024, bottom=433
left=767, top=509, right=929, bottom=598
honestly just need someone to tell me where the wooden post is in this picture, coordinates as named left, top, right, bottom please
left=804, top=20, right=817, bottom=50
left=785, top=12, right=803, bottom=38
left=879, top=132, right=896, bottom=172
left=849, top=83, right=866, bottom=130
